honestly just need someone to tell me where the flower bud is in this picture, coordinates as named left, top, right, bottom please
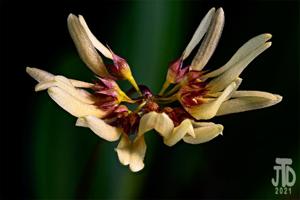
left=166, top=57, right=188, bottom=84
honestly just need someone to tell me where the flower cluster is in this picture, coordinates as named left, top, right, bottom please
left=27, top=7, right=282, bottom=172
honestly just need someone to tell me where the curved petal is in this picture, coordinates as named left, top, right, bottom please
left=183, top=123, right=223, bottom=144
left=26, top=67, right=54, bottom=82
left=115, top=135, right=147, bottom=172
left=115, top=134, right=131, bottom=165
left=76, top=115, right=121, bottom=141
left=216, top=91, right=282, bottom=116
left=191, top=8, right=224, bottom=71
left=48, top=87, right=105, bottom=118
left=35, top=75, right=95, bottom=104
left=207, top=39, right=272, bottom=93
left=164, top=119, right=195, bottom=146
left=182, top=7, right=215, bottom=60
left=137, top=111, right=174, bottom=138
left=183, top=80, right=237, bottom=120
left=130, top=136, right=147, bottom=172
left=35, top=76, right=95, bottom=104
left=78, top=15, right=113, bottom=60
left=67, top=14, right=110, bottom=77
left=202, top=34, right=272, bottom=79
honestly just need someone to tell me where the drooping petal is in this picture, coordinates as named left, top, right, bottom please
left=216, top=91, right=282, bottom=116
left=182, top=7, right=216, bottom=60
left=35, top=75, right=95, bottom=104
left=207, top=38, right=272, bottom=92
left=190, top=8, right=224, bottom=71
left=76, top=115, right=121, bottom=141
left=48, top=87, right=106, bottom=118
left=137, top=111, right=174, bottom=138
left=78, top=15, right=113, bottom=59
left=26, top=67, right=54, bottom=82
left=183, top=80, right=238, bottom=120
left=115, top=134, right=131, bottom=165
left=130, top=136, right=147, bottom=172
left=202, top=34, right=272, bottom=79
left=183, top=123, right=223, bottom=144
left=164, top=119, right=195, bottom=146
left=67, top=14, right=110, bottom=77
left=115, top=135, right=147, bottom=172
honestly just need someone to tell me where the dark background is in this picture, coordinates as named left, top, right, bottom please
left=2, top=0, right=299, bottom=199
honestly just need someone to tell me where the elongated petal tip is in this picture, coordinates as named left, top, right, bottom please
left=265, top=41, right=272, bottom=48
left=26, top=67, right=54, bottom=83
left=264, top=33, right=272, bottom=40
left=275, top=94, right=283, bottom=102
left=68, top=13, right=110, bottom=77
left=217, top=7, right=224, bottom=14
left=78, top=14, right=113, bottom=60
left=217, top=91, right=282, bottom=116
left=182, top=7, right=216, bottom=60
left=191, top=6, right=225, bottom=71
left=68, top=13, right=75, bottom=19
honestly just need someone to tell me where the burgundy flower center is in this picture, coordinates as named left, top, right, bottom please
left=180, top=81, right=208, bottom=107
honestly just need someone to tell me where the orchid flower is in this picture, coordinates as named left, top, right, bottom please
left=27, top=8, right=282, bottom=172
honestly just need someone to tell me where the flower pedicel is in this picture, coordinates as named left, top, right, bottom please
left=27, top=7, right=282, bottom=172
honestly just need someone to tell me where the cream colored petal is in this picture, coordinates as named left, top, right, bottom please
left=76, top=115, right=121, bottom=141
left=26, top=67, right=54, bottom=82
left=115, top=134, right=131, bottom=165
left=129, top=136, right=147, bottom=172
left=78, top=15, right=113, bottom=60
left=76, top=89, right=96, bottom=102
left=35, top=80, right=56, bottom=91
left=67, top=14, right=109, bottom=77
left=206, top=77, right=242, bottom=101
left=70, top=79, right=94, bottom=88
left=202, top=34, right=272, bottom=79
left=207, top=41, right=272, bottom=93
left=183, top=123, right=223, bottom=144
left=216, top=91, right=282, bottom=116
left=115, top=135, right=147, bottom=172
left=191, top=121, right=216, bottom=128
left=164, top=119, right=195, bottom=147
left=182, top=7, right=215, bottom=60
left=184, top=80, right=237, bottom=120
left=48, top=87, right=105, bottom=118
left=36, top=76, right=94, bottom=104
left=191, top=8, right=224, bottom=71
left=137, top=111, right=174, bottom=138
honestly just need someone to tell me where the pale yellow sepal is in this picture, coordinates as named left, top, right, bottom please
left=76, top=115, right=121, bottom=141
left=217, top=91, right=282, bottom=116
left=48, top=87, right=105, bottom=118
left=183, top=123, right=223, bottom=144
left=164, top=119, right=195, bottom=146
left=115, top=134, right=146, bottom=172
left=137, top=111, right=174, bottom=138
